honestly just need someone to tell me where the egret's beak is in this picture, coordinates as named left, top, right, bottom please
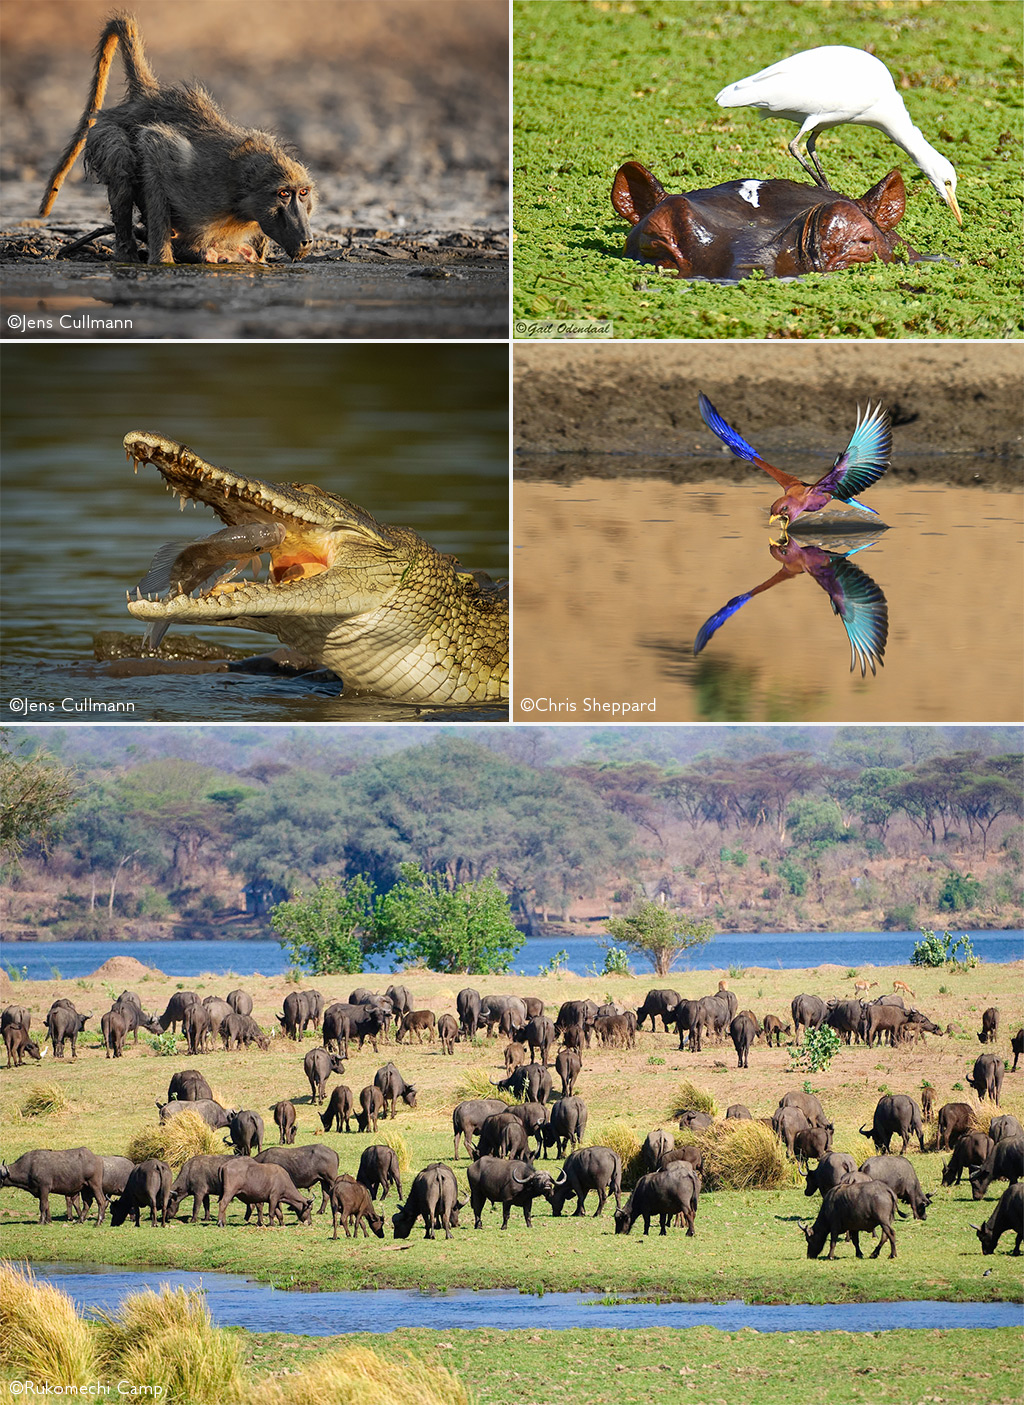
left=944, top=181, right=962, bottom=227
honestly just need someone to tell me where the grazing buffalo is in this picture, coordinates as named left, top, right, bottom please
left=730, top=1011, right=759, bottom=1069
left=968, top=1054, right=1005, bottom=1105
left=804, top=1152, right=858, bottom=1198
left=794, top=1126, right=833, bottom=1165
left=217, top=1161, right=312, bottom=1227
left=942, top=1133, right=994, bottom=1187
left=452, top=1098, right=507, bottom=1159
left=636, top=989, right=682, bottom=1033
left=183, top=1003, right=213, bottom=1055
left=560, top=1022, right=585, bottom=1055
left=480, top=995, right=528, bottom=1039
left=555, top=1000, right=598, bottom=1047
left=46, top=1002, right=90, bottom=1060
left=201, top=997, right=234, bottom=1037
left=101, top=1009, right=128, bottom=1059
left=476, top=1112, right=532, bottom=1163
left=109, top=1160, right=171, bottom=1227
left=921, top=1086, right=934, bottom=1122
left=677, top=1109, right=714, bottom=1134
left=278, top=991, right=308, bottom=1041
left=937, top=1102, right=974, bottom=1151
left=761, top=1015, right=790, bottom=1047
left=613, top=162, right=920, bottom=279
left=594, top=1014, right=631, bottom=1049
left=658, top=1145, right=704, bottom=1175
left=969, top=1137, right=1024, bottom=1201
left=989, top=1116, right=1024, bottom=1144
left=320, top=1085, right=355, bottom=1134
left=374, top=1062, right=418, bottom=1119
left=357, top=1146, right=403, bottom=1202
left=226, top=989, right=253, bottom=1017
left=801, top=1181, right=898, bottom=1259
left=0, top=1147, right=106, bottom=1224
left=901, top=1011, right=942, bottom=1044
left=859, top=1155, right=930, bottom=1220
left=392, top=1163, right=462, bottom=1240
left=825, top=1000, right=865, bottom=1045
left=225, top=1109, right=264, bottom=1157
left=3, top=1025, right=42, bottom=1067
left=859, top=1096, right=925, bottom=1156
left=1011, top=1029, right=1024, bottom=1073
left=726, top=1105, right=751, bottom=1120
left=2, top=1004, right=31, bottom=1033
left=614, top=1163, right=699, bottom=1237
left=979, top=1007, right=999, bottom=1044
left=695, top=994, right=733, bottom=1045
left=778, top=1091, right=828, bottom=1125
left=774, top=1105, right=812, bottom=1157
left=272, top=1100, right=296, bottom=1144
left=791, top=995, right=828, bottom=1046
left=358, top=1086, right=384, bottom=1134
left=505, top=1101, right=550, bottom=1156
left=167, top=1069, right=213, bottom=1103
left=467, top=1156, right=554, bottom=1229
left=304, top=1047, right=346, bottom=1105
left=643, top=1128, right=674, bottom=1172
left=541, top=1097, right=588, bottom=1158
left=166, top=1154, right=234, bottom=1222
left=385, top=985, right=412, bottom=1016
left=457, top=988, right=482, bottom=1039
left=329, top=1174, right=385, bottom=1239
left=73, top=1155, right=135, bottom=1217
left=504, top=1041, right=528, bottom=1075
left=221, top=1013, right=269, bottom=1052
left=256, top=1145, right=339, bottom=1214
left=157, top=1098, right=230, bottom=1129
left=111, top=997, right=160, bottom=1044
left=156, top=991, right=199, bottom=1033
left=971, top=1182, right=1023, bottom=1256
left=438, top=1013, right=458, bottom=1055
left=493, top=1063, right=552, bottom=1105
left=864, top=1005, right=910, bottom=1047
left=396, top=1010, right=436, bottom=1045
left=521, top=1016, right=557, bottom=1064
left=325, top=1002, right=385, bottom=1054
left=551, top=1147, right=623, bottom=1217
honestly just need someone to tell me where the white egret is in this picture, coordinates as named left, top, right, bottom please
left=715, top=45, right=962, bottom=224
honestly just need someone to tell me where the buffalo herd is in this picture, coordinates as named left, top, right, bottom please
left=2, top=980, right=1021, bottom=1263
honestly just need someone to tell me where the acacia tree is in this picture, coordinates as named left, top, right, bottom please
left=271, top=875, right=379, bottom=974
left=605, top=901, right=714, bottom=975
left=0, top=736, right=78, bottom=861
left=374, top=863, right=524, bottom=974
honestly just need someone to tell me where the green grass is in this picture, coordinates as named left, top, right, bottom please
left=1, top=962, right=1021, bottom=1305
left=513, top=0, right=1023, bottom=338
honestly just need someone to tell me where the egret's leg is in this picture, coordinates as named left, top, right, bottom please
left=805, top=132, right=833, bottom=190
left=787, top=135, right=827, bottom=187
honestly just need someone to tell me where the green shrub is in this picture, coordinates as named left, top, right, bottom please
left=789, top=1025, right=841, bottom=1073
left=937, top=871, right=983, bottom=912
left=144, top=1029, right=178, bottom=1056
left=600, top=946, right=633, bottom=976
left=778, top=858, right=807, bottom=897
left=912, top=929, right=978, bottom=969
left=882, top=903, right=918, bottom=931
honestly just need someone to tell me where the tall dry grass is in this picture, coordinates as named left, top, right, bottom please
left=667, top=1080, right=718, bottom=1120
left=694, top=1120, right=801, bottom=1191
left=453, top=1070, right=516, bottom=1104
left=376, top=1128, right=412, bottom=1176
left=94, top=1286, right=245, bottom=1404
left=20, top=1083, right=71, bottom=1118
left=125, top=1108, right=220, bottom=1168
left=590, top=1122, right=644, bottom=1188
left=0, top=1261, right=96, bottom=1388
left=265, top=1346, right=472, bottom=1405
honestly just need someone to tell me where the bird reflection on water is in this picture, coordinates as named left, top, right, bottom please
left=693, top=531, right=889, bottom=678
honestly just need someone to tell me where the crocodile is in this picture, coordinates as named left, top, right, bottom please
left=123, top=432, right=508, bottom=704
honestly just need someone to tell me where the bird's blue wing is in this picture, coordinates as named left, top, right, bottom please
left=814, top=402, right=892, bottom=503
left=808, top=552, right=888, bottom=676
left=693, top=593, right=752, bottom=655
left=698, top=394, right=765, bottom=463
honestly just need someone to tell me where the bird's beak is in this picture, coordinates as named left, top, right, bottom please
left=944, top=181, right=962, bottom=227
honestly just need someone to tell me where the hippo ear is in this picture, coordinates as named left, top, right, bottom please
left=857, top=169, right=906, bottom=230
left=611, top=162, right=667, bottom=225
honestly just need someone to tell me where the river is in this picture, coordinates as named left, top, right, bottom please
left=4, top=931, right=1021, bottom=982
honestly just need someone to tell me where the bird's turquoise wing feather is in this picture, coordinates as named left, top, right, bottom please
left=814, top=402, right=892, bottom=503
left=807, top=551, right=888, bottom=676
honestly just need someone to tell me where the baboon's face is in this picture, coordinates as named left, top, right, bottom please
left=259, top=183, right=315, bottom=260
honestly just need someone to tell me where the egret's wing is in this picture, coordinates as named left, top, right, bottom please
left=693, top=568, right=793, bottom=655
left=813, top=402, right=892, bottom=503
left=806, top=551, right=888, bottom=676
left=699, top=393, right=803, bottom=490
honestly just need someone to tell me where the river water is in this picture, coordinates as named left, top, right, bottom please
left=4, top=932, right=1021, bottom=982
left=26, top=1265, right=1024, bottom=1335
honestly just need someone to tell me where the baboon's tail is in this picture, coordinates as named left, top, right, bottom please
left=39, top=13, right=159, bottom=216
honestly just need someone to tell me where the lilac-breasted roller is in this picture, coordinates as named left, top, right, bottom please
left=694, top=537, right=888, bottom=676
left=699, top=393, right=892, bottom=530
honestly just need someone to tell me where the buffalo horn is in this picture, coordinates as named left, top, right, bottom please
left=511, top=1168, right=531, bottom=1184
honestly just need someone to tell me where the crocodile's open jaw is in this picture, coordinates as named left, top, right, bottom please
left=122, top=431, right=509, bottom=704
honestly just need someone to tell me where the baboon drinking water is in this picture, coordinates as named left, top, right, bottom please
left=39, top=12, right=316, bottom=264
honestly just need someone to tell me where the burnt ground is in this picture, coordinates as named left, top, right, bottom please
left=0, top=1, right=508, bottom=339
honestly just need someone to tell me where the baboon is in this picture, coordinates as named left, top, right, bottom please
left=39, top=12, right=316, bottom=265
